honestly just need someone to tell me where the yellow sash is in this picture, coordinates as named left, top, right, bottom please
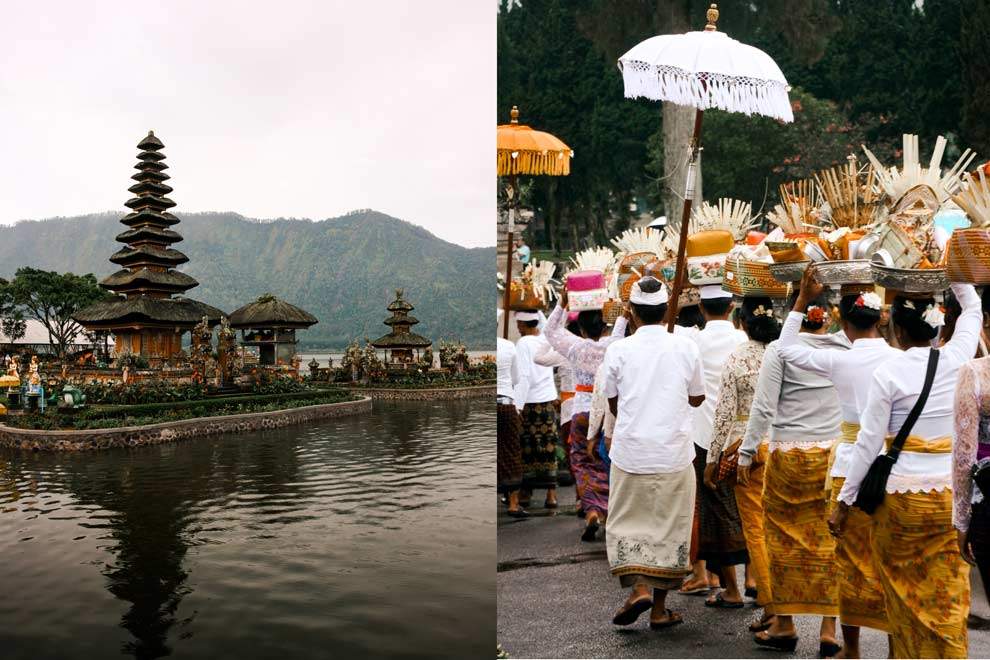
left=825, top=422, right=860, bottom=497
left=885, top=435, right=951, bottom=454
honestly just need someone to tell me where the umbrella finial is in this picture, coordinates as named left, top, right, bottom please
left=510, top=105, right=520, bottom=124
left=705, top=3, right=719, bottom=31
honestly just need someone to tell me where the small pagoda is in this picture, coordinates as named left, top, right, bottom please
left=74, top=131, right=224, bottom=363
left=228, top=294, right=318, bottom=366
left=371, top=290, right=432, bottom=364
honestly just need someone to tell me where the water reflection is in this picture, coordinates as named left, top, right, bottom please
left=0, top=400, right=493, bottom=659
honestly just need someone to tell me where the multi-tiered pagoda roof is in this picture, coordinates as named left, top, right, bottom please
left=371, top=290, right=431, bottom=349
left=74, top=131, right=223, bottom=330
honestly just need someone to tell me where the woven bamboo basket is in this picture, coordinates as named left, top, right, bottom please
left=945, top=228, right=990, bottom=284
left=602, top=299, right=623, bottom=325
left=723, top=257, right=788, bottom=298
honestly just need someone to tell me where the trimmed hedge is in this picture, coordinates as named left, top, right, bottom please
left=4, top=389, right=356, bottom=431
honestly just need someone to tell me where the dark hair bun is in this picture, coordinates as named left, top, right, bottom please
left=891, top=296, right=939, bottom=343
left=839, top=293, right=881, bottom=330
left=741, top=296, right=781, bottom=344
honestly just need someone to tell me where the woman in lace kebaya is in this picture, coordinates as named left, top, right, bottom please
left=833, top=283, right=981, bottom=659
left=954, top=344, right=990, bottom=619
left=703, top=296, right=779, bottom=620
left=736, top=291, right=849, bottom=655
left=775, top=271, right=900, bottom=658
left=544, top=292, right=627, bottom=541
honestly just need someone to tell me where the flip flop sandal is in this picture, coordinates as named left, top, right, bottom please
left=649, top=609, right=684, bottom=630
left=819, top=641, right=842, bottom=658
left=544, top=500, right=558, bottom=509
left=581, top=517, right=600, bottom=542
left=506, top=508, right=530, bottom=519
left=677, top=584, right=710, bottom=595
left=748, top=614, right=775, bottom=633
left=754, top=631, right=798, bottom=652
left=705, top=593, right=744, bottom=609
left=745, top=587, right=758, bottom=599
left=611, top=596, right=653, bottom=626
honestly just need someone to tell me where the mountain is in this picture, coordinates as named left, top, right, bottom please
left=0, top=210, right=494, bottom=349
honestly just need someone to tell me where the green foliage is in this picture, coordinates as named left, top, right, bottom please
left=251, top=377, right=312, bottom=395
left=678, top=88, right=897, bottom=215
left=0, top=267, right=111, bottom=358
left=79, top=379, right=207, bottom=405
left=0, top=211, right=494, bottom=350
left=499, top=0, right=982, bottom=250
left=5, top=388, right=354, bottom=430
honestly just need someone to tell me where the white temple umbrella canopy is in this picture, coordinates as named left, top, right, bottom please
left=617, top=3, right=793, bottom=329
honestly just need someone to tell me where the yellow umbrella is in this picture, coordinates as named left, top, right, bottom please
left=497, top=106, right=572, bottom=177
left=497, top=106, right=572, bottom=337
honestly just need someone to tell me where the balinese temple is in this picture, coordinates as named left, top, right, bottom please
left=74, top=131, right=224, bottom=363
left=228, top=294, right=318, bottom=366
left=371, top=290, right=432, bottom=364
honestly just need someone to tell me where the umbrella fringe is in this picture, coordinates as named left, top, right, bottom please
left=620, top=63, right=794, bottom=123
left=497, top=150, right=571, bottom=177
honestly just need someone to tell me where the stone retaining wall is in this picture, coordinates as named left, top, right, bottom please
left=345, top=384, right=495, bottom=401
left=0, top=397, right=372, bottom=452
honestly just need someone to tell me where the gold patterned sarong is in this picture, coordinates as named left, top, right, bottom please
left=827, top=422, right=888, bottom=631
left=735, top=442, right=772, bottom=611
left=764, top=446, right=838, bottom=616
left=870, top=437, right=968, bottom=658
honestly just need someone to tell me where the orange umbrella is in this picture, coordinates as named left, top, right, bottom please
left=498, top=106, right=572, bottom=337
left=497, top=106, right=572, bottom=176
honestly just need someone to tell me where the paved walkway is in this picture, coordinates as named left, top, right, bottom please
left=497, top=488, right=990, bottom=659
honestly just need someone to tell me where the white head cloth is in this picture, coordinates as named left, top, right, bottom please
left=514, top=311, right=540, bottom=322
left=629, top=277, right=668, bottom=305
left=699, top=284, right=732, bottom=300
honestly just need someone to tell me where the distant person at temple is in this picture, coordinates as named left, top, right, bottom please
left=602, top=277, right=705, bottom=630
left=515, top=236, right=531, bottom=266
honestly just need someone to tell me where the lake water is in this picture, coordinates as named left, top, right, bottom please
left=0, top=400, right=494, bottom=659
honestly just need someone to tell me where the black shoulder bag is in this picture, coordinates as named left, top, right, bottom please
left=854, top=348, right=940, bottom=515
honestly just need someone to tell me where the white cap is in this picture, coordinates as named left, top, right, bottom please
left=514, top=311, right=540, bottom=322
left=629, top=277, right=669, bottom=305
left=647, top=216, right=668, bottom=229
left=699, top=284, right=732, bottom=300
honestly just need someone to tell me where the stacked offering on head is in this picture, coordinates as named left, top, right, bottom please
left=566, top=247, right=614, bottom=311
left=683, top=198, right=753, bottom=286
left=610, top=227, right=673, bottom=302
left=859, top=134, right=975, bottom=293
left=947, top=167, right=990, bottom=284
left=508, top=260, right=557, bottom=310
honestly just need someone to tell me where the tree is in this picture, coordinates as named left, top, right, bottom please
left=0, top=279, right=27, bottom=344
left=3, top=268, right=111, bottom=359
left=960, top=0, right=990, bottom=157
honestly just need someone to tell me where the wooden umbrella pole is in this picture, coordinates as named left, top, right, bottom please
left=665, top=108, right=704, bottom=331
left=501, top=174, right=518, bottom=339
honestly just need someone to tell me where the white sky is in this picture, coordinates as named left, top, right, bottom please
left=0, top=1, right=494, bottom=247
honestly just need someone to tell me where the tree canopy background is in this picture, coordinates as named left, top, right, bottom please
left=498, top=0, right=984, bottom=252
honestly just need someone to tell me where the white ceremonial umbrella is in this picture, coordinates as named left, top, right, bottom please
left=618, top=3, right=793, bottom=329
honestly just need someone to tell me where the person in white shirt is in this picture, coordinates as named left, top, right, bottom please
left=602, top=277, right=705, bottom=630
left=497, top=310, right=527, bottom=518
left=681, top=285, right=748, bottom=598
left=771, top=270, right=899, bottom=656
left=514, top=236, right=531, bottom=266
left=514, top=310, right=559, bottom=509
left=831, top=284, right=981, bottom=659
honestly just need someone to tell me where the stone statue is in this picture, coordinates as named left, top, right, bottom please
left=190, top=316, right=214, bottom=384
left=216, top=316, right=239, bottom=387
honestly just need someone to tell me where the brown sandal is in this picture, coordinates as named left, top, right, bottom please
left=649, top=609, right=684, bottom=629
left=612, top=595, right=653, bottom=626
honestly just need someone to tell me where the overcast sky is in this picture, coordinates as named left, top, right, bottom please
left=0, top=1, right=494, bottom=248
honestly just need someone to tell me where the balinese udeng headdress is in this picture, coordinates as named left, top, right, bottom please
left=629, top=277, right=668, bottom=306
